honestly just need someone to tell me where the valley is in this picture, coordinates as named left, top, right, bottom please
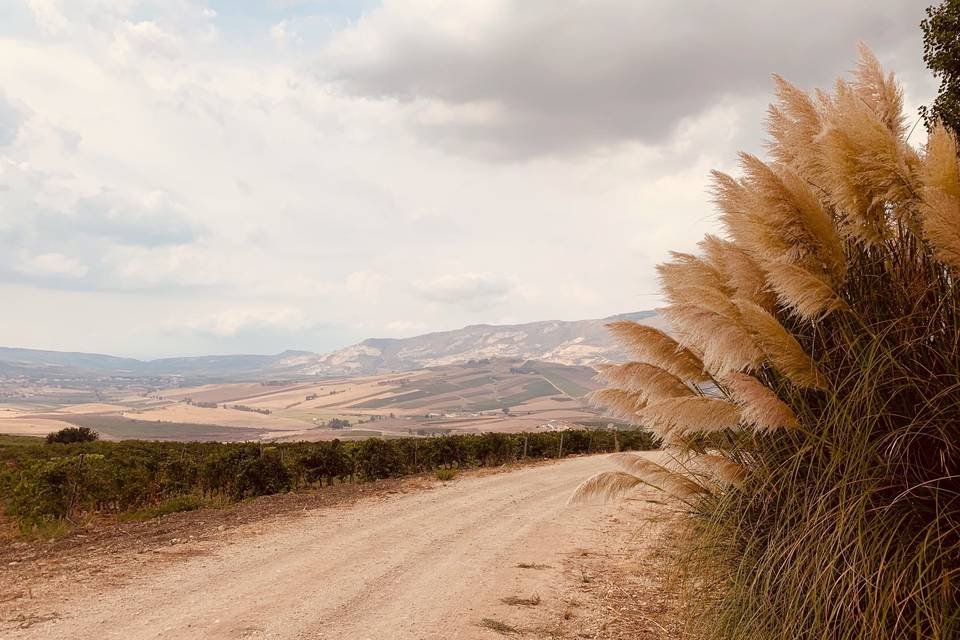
left=0, top=359, right=616, bottom=442
left=0, top=313, right=660, bottom=442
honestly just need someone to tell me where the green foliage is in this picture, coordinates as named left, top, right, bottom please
left=119, top=494, right=208, bottom=522
left=0, top=434, right=44, bottom=446
left=45, top=426, right=99, bottom=444
left=921, top=0, right=960, bottom=133
left=0, top=429, right=653, bottom=532
left=435, top=468, right=457, bottom=481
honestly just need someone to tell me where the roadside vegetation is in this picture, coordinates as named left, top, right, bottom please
left=0, top=428, right=653, bottom=538
left=582, top=44, right=960, bottom=640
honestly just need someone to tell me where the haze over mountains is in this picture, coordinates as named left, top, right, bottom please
left=0, top=311, right=661, bottom=380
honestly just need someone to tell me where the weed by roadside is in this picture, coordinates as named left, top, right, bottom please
left=435, top=468, right=457, bottom=481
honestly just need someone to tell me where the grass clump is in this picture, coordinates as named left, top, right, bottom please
left=479, top=618, right=520, bottom=635
left=581, top=46, right=960, bottom=639
left=515, top=562, right=551, bottom=570
left=118, top=494, right=208, bottom=522
left=0, top=434, right=45, bottom=447
left=17, top=514, right=72, bottom=540
left=435, top=467, right=458, bottom=481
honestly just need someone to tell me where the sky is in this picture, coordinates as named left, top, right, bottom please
left=0, top=0, right=938, bottom=359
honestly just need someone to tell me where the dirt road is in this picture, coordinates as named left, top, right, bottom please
left=2, top=454, right=664, bottom=639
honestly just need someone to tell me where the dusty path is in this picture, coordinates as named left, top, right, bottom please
left=1, top=454, right=669, bottom=640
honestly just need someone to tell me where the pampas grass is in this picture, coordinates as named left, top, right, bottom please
left=761, top=260, right=847, bottom=320
left=605, top=320, right=709, bottom=382
left=588, top=388, right=646, bottom=424
left=720, top=372, right=798, bottom=431
left=920, top=123, right=960, bottom=269
left=571, top=454, right=707, bottom=503
left=595, top=362, right=693, bottom=403
left=735, top=299, right=824, bottom=389
left=584, top=46, right=960, bottom=640
left=569, top=471, right=646, bottom=504
left=637, top=397, right=741, bottom=441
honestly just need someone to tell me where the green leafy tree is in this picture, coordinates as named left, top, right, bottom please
left=921, top=0, right=960, bottom=133
left=45, top=426, right=99, bottom=445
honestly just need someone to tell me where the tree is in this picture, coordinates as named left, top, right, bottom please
left=921, top=0, right=960, bottom=133
left=45, top=426, right=99, bottom=444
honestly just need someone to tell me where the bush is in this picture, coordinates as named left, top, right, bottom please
left=355, top=438, right=406, bottom=481
left=0, top=428, right=653, bottom=531
left=587, top=49, right=960, bottom=639
left=119, top=494, right=207, bottom=522
left=233, top=451, right=292, bottom=499
left=45, top=427, right=99, bottom=445
left=435, top=468, right=457, bottom=481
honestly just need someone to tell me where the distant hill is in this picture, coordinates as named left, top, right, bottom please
left=297, top=311, right=664, bottom=375
left=0, top=311, right=662, bottom=380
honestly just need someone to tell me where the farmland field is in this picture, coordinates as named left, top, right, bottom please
left=0, top=359, right=616, bottom=442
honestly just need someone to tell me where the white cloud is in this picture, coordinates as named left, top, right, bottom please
left=0, top=0, right=938, bottom=357
left=320, top=0, right=930, bottom=159
left=270, top=19, right=302, bottom=48
left=14, top=251, right=89, bottom=279
left=0, top=93, right=26, bottom=147
left=414, top=272, right=515, bottom=307
left=111, top=20, right=184, bottom=61
left=178, top=307, right=315, bottom=337
left=24, top=0, right=70, bottom=34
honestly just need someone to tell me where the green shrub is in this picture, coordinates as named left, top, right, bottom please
left=435, top=468, right=457, bottom=481
left=0, top=428, right=652, bottom=533
left=233, top=451, right=292, bottom=499
left=119, top=494, right=207, bottom=522
left=45, top=426, right=99, bottom=445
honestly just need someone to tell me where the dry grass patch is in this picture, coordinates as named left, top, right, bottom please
left=479, top=618, right=521, bottom=635
left=501, top=594, right=541, bottom=607
left=515, top=562, right=551, bottom=570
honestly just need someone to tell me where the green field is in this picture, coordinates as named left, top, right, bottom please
left=466, top=379, right=558, bottom=411
left=0, top=433, right=45, bottom=446
left=42, top=414, right=266, bottom=442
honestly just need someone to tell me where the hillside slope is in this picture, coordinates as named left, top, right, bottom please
left=0, top=311, right=662, bottom=379
left=294, top=310, right=662, bottom=375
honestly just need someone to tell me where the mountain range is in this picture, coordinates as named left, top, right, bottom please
left=0, top=310, right=662, bottom=380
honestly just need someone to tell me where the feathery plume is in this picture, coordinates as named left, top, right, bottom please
left=762, top=260, right=847, bottom=320
left=569, top=471, right=645, bottom=504
left=766, top=74, right=823, bottom=180
left=702, top=236, right=778, bottom=310
left=818, top=79, right=922, bottom=245
left=920, top=123, right=960, bottom=270
left=721, top=372, right=799, bottom=430
left=735, top=300, right=826, bottom=389
left=595, top=362, right=693, bottom=403
left=738, top=154, right=846, bottom=283
left=608, top=452, right=708, bottom=498
left=587, top=388, right=646, bottom=424
left=711, top=170, right=787, bottom=260
left=661, top=304, right=764, bottom=375
left=657, top=252, right=730, bottom=298
left=661, top=284, right=742, bottom=321
left=852, top=42, right=907, bottom=138
left=698, top=454, right=747, bottom=488
left=637, top=396, right=741, bottom=440
left=605, top=321, right=709, bottom=382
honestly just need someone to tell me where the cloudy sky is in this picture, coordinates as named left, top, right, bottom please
left=0, top=1, right=937, bottom=358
